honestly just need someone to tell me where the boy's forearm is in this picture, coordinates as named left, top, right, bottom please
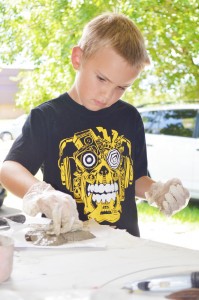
left=0, top=161, right=39, bottom=198
left=135, top=176, right=155, bottom=199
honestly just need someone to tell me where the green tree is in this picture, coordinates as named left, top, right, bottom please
left=0, top=0, right=198, bottom=111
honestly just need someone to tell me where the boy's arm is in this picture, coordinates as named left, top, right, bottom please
left=0, top=161, right=39, bottom=198
left=135, top=176, right=155, bottom=199
left=0, top=161, right=82, bottom=235
left=135, top=175, right=190, bottom=216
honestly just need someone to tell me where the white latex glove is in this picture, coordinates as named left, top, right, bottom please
left=23, top=182, right=83, bottom=235
left=145, top=178, right=190, bottom=216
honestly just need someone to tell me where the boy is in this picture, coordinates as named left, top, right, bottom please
left=0, top=13, right=189, bottom=236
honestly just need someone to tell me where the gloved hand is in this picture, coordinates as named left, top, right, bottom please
left=145, top=178, right=190, bottom=216
left=23, top=181, right=83, bottom=235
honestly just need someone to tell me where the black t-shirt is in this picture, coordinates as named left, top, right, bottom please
left=5, top=92, right=148, bottom=236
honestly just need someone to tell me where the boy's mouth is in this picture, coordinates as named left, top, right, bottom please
left=93, top=99, right=106, bottom=108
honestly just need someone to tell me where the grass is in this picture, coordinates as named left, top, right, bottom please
left=137, top=199, right=199, bottom=224
left=137, top=200, right=199, bottom=250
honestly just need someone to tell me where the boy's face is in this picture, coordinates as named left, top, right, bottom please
left=69, top=46, right=141, bottom=111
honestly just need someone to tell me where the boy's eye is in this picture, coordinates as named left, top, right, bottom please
left=118, top=86, right=125, bottom=91
left=97, top=75, right=105, bottom=82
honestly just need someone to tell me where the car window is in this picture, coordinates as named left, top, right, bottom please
left=159, top=109, right=197, bottom=137
left=141, top=109, right=197, bottom=137
left=141, top=111, right=161, bottom=134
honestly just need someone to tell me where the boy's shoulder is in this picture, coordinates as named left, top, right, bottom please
left=35, top=92, right=69, bottom=111
left=43, top=92, right=68, bottom=105
left=118, top=99, right=141, bottom=115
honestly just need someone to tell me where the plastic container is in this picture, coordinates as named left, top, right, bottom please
left=0, top=235, right=14, bottom=283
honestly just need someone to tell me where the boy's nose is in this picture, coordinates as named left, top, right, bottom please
left=101, top=87, right=114, bottom=102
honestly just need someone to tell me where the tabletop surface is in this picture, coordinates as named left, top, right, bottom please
left=1, top=217, right=199, bottom=300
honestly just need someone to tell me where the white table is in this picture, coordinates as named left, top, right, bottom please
left=1, top=219, right=199, bottom=300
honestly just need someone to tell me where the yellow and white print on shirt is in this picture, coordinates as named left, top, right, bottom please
left=58, top=127, right=133, bottom=223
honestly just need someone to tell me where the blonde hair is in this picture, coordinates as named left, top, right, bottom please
left=78, top=12, right=150, bottom=69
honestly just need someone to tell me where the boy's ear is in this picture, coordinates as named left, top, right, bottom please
left=71, top=46, right=83, bottom=70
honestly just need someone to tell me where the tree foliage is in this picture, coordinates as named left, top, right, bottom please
left=0, top=0, right=198, bottom=111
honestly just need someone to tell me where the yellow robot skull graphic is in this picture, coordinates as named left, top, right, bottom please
left=58, top=127, right=133, bottom=223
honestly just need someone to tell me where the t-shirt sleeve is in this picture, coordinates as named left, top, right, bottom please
left=134, top=112, right=148, bottom=180
left=4, top=108, right=48, bottom=175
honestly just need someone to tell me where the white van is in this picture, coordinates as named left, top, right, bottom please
left=139, top=104, right=199, bottom=200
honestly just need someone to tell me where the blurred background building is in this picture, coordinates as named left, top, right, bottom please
left=0, top=68, right=24, bottom=119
